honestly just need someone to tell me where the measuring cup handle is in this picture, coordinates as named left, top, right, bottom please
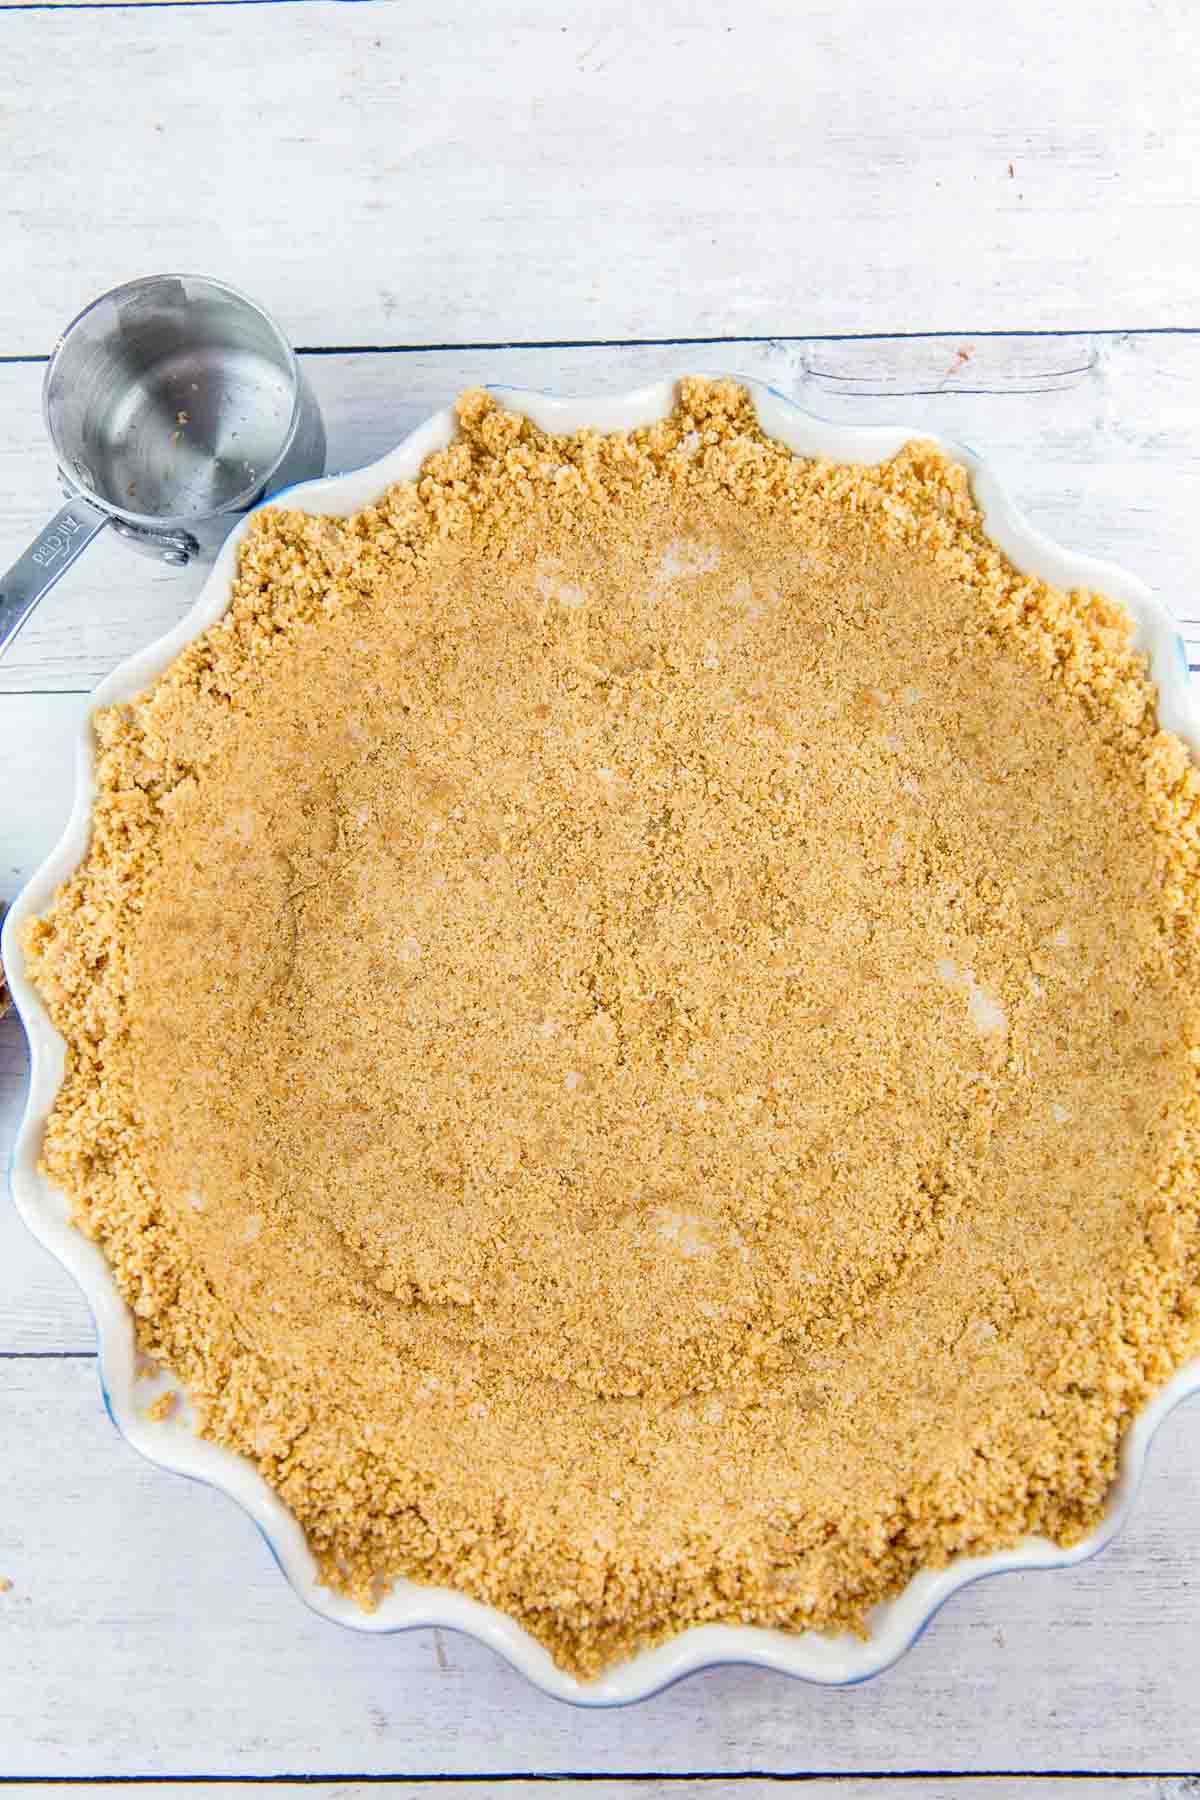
left=0, top=498, right=110, bottom=659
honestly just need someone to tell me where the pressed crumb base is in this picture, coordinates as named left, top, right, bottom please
left=23, top=381, right=1200, bottom=1677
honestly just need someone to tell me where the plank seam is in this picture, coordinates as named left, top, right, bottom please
left=2, top=328, right=1200, bottom=368
left=0, top=0, right=371, bottom=10
left=0, top=1772, right=1197, bottom=1783
left=291, top=328, right=1200, bottom=352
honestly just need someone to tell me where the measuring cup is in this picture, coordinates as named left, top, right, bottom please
left=0, top=274, right=326, bottom=658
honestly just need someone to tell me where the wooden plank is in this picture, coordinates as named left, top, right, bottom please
left=0, top=1358, right=1199, bottom=1775
left=0, top=1013, right=93, bottom=1355
left=0, top=1, right=1197, bottom=348
left=0, top=693, right=96, bottom=1353
left=2, top=332, right=1199, bottom=697
left=0, top=694, right=86, bottom=896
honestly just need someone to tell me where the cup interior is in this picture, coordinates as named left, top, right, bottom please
left=45, top=276, right=299, bottom=524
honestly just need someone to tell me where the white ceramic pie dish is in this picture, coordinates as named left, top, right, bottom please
left=6, top=373, right=1200, bottom=1706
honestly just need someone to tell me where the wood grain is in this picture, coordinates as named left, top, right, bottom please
left=2, top=332, right=1199, bottom=697
left=1, top=0, right=1197, bottom=349
left=0, top=1358, right=1196, bottom=1776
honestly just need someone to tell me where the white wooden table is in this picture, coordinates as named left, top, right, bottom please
left=3, top=1, right=1200, bottom=1790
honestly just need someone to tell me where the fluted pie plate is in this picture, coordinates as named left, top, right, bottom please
left=5, top=375, right=1200, bottom=1704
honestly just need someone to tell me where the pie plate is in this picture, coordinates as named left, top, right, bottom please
left=6, top=374, right=1200, bottom=1705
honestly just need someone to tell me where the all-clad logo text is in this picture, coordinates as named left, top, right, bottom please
left=31, top=513, right=87, bottom=569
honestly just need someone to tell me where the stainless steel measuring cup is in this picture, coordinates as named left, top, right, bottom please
left=0, top=274, right=326, bottom=658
